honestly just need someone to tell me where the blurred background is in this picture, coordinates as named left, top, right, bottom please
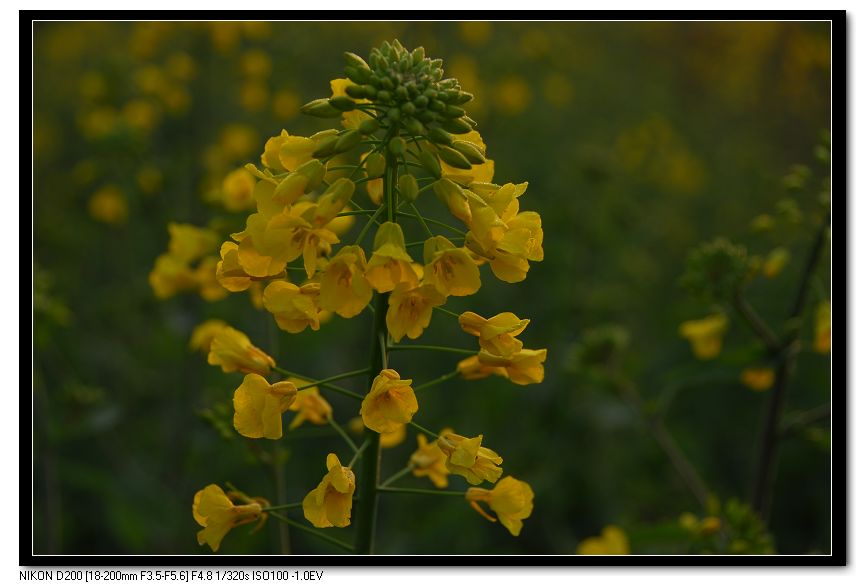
left=33, top=21, right=832, bottom=555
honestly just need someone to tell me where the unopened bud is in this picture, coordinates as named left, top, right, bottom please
left=345, top=84, right=369, bottom=99
left=358, top=118, right=380, bottom=135
left=437, top=145, right=472, bottom=170
left=418, top=151, right=442, bottom=179
left=398, top=174, right=419, bottom=202
left=365, top=152, right=386, bottom=178
left=388, top=137, right=407, bottom=156
left=300, top=98, right=342, bottom=118
left=443, top=104, right=465, bottom=118
left=312, top=135, right=339, bottom=158
left=428, top=127, right=453, bottom=145
left=344, top=52, right=372, bottom=73
left=328, top=96, right=357, bottom=112
left=334, top=130, right=362, bottom=153
left=441, top=117, right=473, bottom=134
left=451, top=140, right=485, bottom=164
left=404, top=117, right=424, bottom=136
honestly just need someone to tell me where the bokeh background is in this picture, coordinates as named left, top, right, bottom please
left=33, top=21, right=832, bottom=555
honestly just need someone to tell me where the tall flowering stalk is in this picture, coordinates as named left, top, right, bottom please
left=188, top=40, right=546, bottom=554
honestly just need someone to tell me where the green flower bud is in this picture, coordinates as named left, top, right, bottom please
left=418, top=151, right=442, bottom=179
left=443, top=104, right=465, bottom=118
left=345, top=84, right=369, bottom=99
left=419, top=110, right=439, bottom=123
left=334, top=129, right=362, bottom=153
left=300, top=98, right=342, bottom=118
left=358, top=118, right=380, bottom=135
left=455, top=91, right=474, bottom=104
left=395, top=85, right=409, bottom=101
left=423, top=88, right=437, bottom=100
left=345, top=65, right=371, bottom=85
left=377, top=90, right=392, bottom=102
left=464, top=115, right=478, bottom=128
left=404, top=117, right=424, bottom=136
left=329, top=95, right=357, bottom=112
left=401, top=102, right=416, bottom=115
left=363, top=85, right=379, bottom=99
left=389, top=137, right=407, bottom=156
left=451, top=140, right=485, bottom=164
left=398, top=174, right=419, bottom=202
left=414, top=95, right=429, bottom=109
left=387, top=107, right=401, bottom=121
left=411, top=47, right=425, bottom=65
left=437, top=145, right=472, bottom=169
left=441, top=117, right=473, bottom=134
left=345, top=52, right=372, bottom=73
left=365, top=152, right=386, bottom=178
left=430, top=99, right=445, bottom=112
left=311, top=135, right=339, bottom=158
left=381, top=77, right=395, bottom=91
left=428, top=127, right=454, bottom=145
left=295, top=159, right=326, bottom=191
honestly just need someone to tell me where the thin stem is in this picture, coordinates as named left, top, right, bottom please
left=414, top=369, right=460, bottom=392
left=327, top=416, right=359, bottom=452
left=433, top=306, right=461, bottom=319
left=268, top=512, right=353, bottom=552
left=377, top=486, right=465, bottom=497
left=733, top=292, right=780, bottom=351
left=348, top=437, right=371, bottom=469
left=407, top=421, right=439, bottom=438
left=295, top=368, right=370, bottom=391
left=779, top=403, right=831, bottom=437
left=379, top=466, right=413, bottom=488
left=261, top=502, right=303, bottom=512
left=393, top=211, right=466, bottom=236
left=272, top=366, right=363, bottom=400
left=409, top=202, right=434, bottom=238
left=388, top=344, right=476, bottom=356
left=354, top=205, right=386, bottom=246
left=336, top=209, right=378, bottom=217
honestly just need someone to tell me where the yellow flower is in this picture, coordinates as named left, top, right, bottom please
left=437, top=432, right=503, bottom=485
left=459, top=311, right=529, bottom=357
left=360, top=369, right=418, bottom=434
left=576, top=525, right=630, bottom=555
left=814, top=300, right=831, bottom=354
left=435, top=131, right=495, bottom=186
left=364, top=222, right=419, bottom=293
left=477, top=348, right=547, bottom=385
left=330, top=78, right=370, bottom=130
left=167, top=222, right=219, bottom=263
left=465, top=476, right=534, bottom=536
left=148, top=253, right=197, bottom=299
left=207, top=326, right=275, bottom=376
left=366, top=177, right=383, bottom=206
left=456, top=355, right=508, bottom=380
left=422, top=236, right=482, bottom=297
left=410, top=432, right=451, bottom=488
left=741, top=367, right=775, bottom=391
left=193, top=484, right=264, bottom=552
left=302, top=453, right=356, bottom=528
left=380, top=423, right=407, bottom=448
left=263, top=281, right=321, bottom=334
left=762, top=247, right=790, bottom=278
left=88, top=185, right=128, bottom=225
left=260, top=129, right=312, bottom=172
left=221, top=168, right=256, bottom=212
left=319, top=245, right=373, bottom=318
left=216, top=241, right=258, bottom=292
left=386, top=283, right=447, bottom=342
left=232, top=374, right=298, bottom=439
left=288, top=385, right=333, bottom=430
left=679, top=314, right=728, bottom=360
left=189, top=319, right=229, bottom=353
left=194, top=257, right=229, bottom=302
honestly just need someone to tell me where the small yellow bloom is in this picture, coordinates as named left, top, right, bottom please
left=477, top=348, right=547, bottom=385
left=366, top=177, right=384, bottom=206
left=319, top=245, right=373, bottom=318
left=168, top=222, right=219, bottom=263
left=88, top=185, right=128, bottom=225
left=194, top=257, right=229, bottom=302
left=456, top=355, right=509, bottom=380
left=814, top=300, right=831, bottom=354
left=740, top=367, right=775, bottom=391
left=423, top=236, right=482, bottom=297
left=149, top=253, right=197, bottom=299
left=360, top=369, right=418, bottom=434
left=216, top=241, right=255, bottom=292
left=762, top=247, right=790, bottom=278
left=193, top=484, right=264, bottom=552
left=302, top=453, right=356, bottom=528
left=189, top=319, right=229, bottom=353
left=232, top=374, right=298, bottom=440
left=221, top=168, right=256, bottom=212
left=364, top=222, right=419, bottom=293
left=288, top=386, right=333, bottom=430
left=263, top=281, right=321, bottom=334
left=410, top=432, right=451, bottom=488
left=437, top=432, right=503, bottom=485
left=386, top=283, right=447, bottom=342
left=679, top=314, right=728, bottom=360
left=459, top=311, right=529, bottom=357
left=465, top=476, right=534, bottom=536
left=576, top=525, right=630, bottom=555
left=207, top=326, right=275, bottom=376
left=260, top=129, right=316, bottom=172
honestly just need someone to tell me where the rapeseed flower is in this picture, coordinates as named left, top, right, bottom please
left=302, top=453, right=356, bottom=528
left=456, top=355, right=508, bottom=380
left=360, top=369, right=418, bottom=434
left=193, top=484, right=265, bottom=552
left=465, top=476, right=534, bottom=536
left=232, top=374, right=298, bottom=439
left=319, top=245, right=373, bottom=318
left=189, top=319, right=229, bottom=353
left=410, top=432, right=451, bottom=488
left=262, top=281, right=321, bottom=334
left=437, top=432, right=503, bottom=485
left=477, top=348, right=547, bottom=385
left=679, top=314, right=728, bottom=359
left=576, top=525, right=630, bottom=555
left=386, top=283, right=446, bottom=342
left=364, top=222, right=418, bottom=293
left=207, top=326, right=275, bottom=376
left=423, top=236, right=481, bottom=297
left=459, top=311, right=529, bottom=357
left=288, top=386, right=333, bottom=430
left=741, top=367, right=775, bottom=391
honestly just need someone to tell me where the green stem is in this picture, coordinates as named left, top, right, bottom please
left=433, top=306, right=461, bottom=319
left=407, top=421, right=439, bottom=438
left=379, top=466, right=413, bottom=488
left=414, top=369, right=460, bottom=392
left=409, top=202, right=434, bottom=238
left=295, top=368, right=370, bottom=391
left=262, top=502, right=303, bottom=512
left=354, top=205, right=387, bottom=245
left=272, top=366, right=363, bottom=400
left=393, top=211, right=466, bottom=236
left=377, top=486, right=465, bottom=497
left=348, top=437, right=371, bottom=468
left=268, top=512, right=354, bottom=552
left=388, top=344, right=476, bottom=356
left=327, top=416, right=358, bottom=452
left=336, top=209, right=378, bottom=218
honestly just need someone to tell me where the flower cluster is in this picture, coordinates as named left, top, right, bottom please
left=149, top=222, right=226, bottom=300
left=186, top=40, right=545, bottom=553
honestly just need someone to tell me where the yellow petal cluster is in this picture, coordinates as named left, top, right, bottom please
left=360, top=369, right=418, bottom=434
left=288, top=385, right=333, bottom=430
left=364, top=222, right=418, bottom=293
left=679, top=314, right=728, bottom=360
left=437, top=431, right=503, bottom=485
left=207, top=326, right=275, bottom=376
left=740, top=367, right=775, bottom=392
left=459, top=311, right=529, bottom=357
left=576, top=525, right=630, bottom=555
left=193, top=484, right=264, bottom=552
left=232, top=374, right=298, bottom=439
left=263, top=281, right=321, bottom=334
left=422, top=236, right=482, bottom=297
left=189, top=319, right=229, bottom=353
left=149, top=223, right=224, bottom=301
left=319, top=245, right=373, bottom=318
left=386, top=283, right=446, bottom=342
left=465, top=476, right=534, bottom=536
left=302, top=453, right=356, bottom=528
left=476, top=348, right=547, bottom=385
